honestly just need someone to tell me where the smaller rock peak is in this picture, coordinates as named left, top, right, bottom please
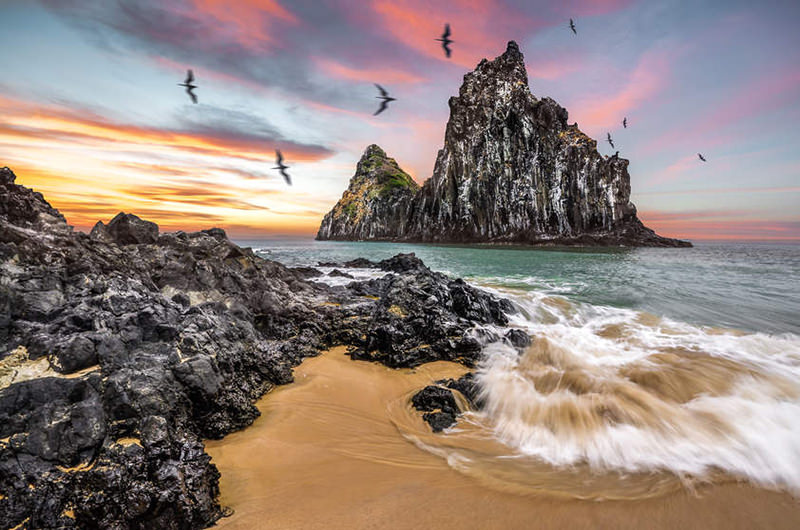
left=363, top=144, right=387, bottom=159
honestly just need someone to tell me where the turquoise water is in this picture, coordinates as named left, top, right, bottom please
left=242, top=239, right=800, bottom=335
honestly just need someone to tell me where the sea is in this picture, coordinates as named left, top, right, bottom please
left=240, top=239, right=800, bottom=498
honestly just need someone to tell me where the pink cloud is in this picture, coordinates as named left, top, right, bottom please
left=315, top=58, right=425, bottom=84
left=642, top=69, right=800, bottom=155
left=569, top=49, right=673, bottom=134
left=369, top=0, right=543, bottom=68
left=190, top=0, right=297, bottom=49
left=638, top=211, right=800, bottom=240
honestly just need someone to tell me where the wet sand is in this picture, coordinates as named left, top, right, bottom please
left=206, top=347, right=800, bottom=530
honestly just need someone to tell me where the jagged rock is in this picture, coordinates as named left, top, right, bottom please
left=413, top=373, right=484, bottom=432
left=93, top=212, right=159, bottom=245
left=504, top=328, right=531, bottom=349
left=317, top=145, right=419, bottom=240
left=328, top=269, right=354, bottom=279
left=317, top=42, right=691, bottom=248
left=0, top=167, right=515, bottom=529
left=411, top=385, right=459, bottom=432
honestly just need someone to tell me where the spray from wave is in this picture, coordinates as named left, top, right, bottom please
left=463, top=289, right=800, bottom=496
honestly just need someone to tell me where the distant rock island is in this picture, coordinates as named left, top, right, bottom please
left=318, top=41, right=691, bottom=248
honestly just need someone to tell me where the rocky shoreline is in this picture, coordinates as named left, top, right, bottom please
left=0, top=167, right=519, bottom=529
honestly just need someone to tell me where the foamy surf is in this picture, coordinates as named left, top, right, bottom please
left=471, top=288, right=800, bottom=495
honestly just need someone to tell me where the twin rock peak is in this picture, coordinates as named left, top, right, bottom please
left=317, top=41, right=690, bottom=247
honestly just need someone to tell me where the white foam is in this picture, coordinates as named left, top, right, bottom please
left=476, top=287, right=800, bottom=493
left=309, top=266, right=389, bottom=287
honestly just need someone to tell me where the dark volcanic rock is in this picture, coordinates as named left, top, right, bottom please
left=92, top=212, right=159, bottom=245
left=317, top=42, right=691, bottom=248
left=0, top=167, right=515, bottom=529
left=328, top=269, right=354, bottom=279
left=412, top=373, right=484, bottom=432
left=411, top=385, right=459, bottom=432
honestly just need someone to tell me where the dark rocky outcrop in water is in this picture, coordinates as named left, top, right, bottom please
left=411, top=373, right=483, bottom=432
left=0, top=166, right=512, bottom=529
left=318, top=42, right=691, bottom=248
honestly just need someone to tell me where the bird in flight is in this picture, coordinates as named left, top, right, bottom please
left=178, top=69, right=198, bottom=104
left=374, top=84, right=396, bottom=116
left=273, top=149, right=291, bottom=185
left=698, top=153, right=707, bottom=162
left=623, top=117, right=628, bottom=128
left=569, top=19, right=577, bottom=35
left=607, top=133, right=615, bottom=148
left=436, top=23, right=453, bottom=58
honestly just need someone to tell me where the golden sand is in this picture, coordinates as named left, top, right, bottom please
left=206, top=347, right=800, bottom=530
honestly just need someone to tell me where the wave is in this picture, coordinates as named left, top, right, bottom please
left=472, top=288, right=800, bottom=495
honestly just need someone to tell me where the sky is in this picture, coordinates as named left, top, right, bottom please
left=0, top=0, right=798, bottom=241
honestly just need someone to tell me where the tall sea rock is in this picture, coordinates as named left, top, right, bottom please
left=318, top=41, right=690, bottom=247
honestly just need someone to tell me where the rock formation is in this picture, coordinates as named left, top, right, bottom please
left=317, top=145, right=418, bottom=240
left=318, top=41, right=690, bottom=247
left=0, top=166, right=516, bottom=529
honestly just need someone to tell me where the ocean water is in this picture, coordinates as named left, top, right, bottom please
left=243, top=239, right=800, bottom=497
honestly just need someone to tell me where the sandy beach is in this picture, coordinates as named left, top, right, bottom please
left=206, top=347, right=800, bottom=530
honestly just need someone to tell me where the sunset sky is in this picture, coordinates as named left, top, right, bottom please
left=0, top=0, right=798, bottom=240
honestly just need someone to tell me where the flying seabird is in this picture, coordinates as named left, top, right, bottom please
left=273, top=149, right=291, bottom=185
left=698, top=153, right=707, bottom=162
left=569, top=19, right=577, bottom=35
left=178, top=69, right=198, bottom=104
left=623, top=117, right=627, bottom=128
left=373, top=84, right=396, bottom=116
left=607, top=133, right=615, bottom=148
left=436, top=23, right=453, bottom=58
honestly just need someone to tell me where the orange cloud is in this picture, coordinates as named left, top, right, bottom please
left=191, top=0, right=297, bottom=49
left=370, top=0, right=537, bottom=68
left=0, top=95, right=334, bottom=236
left=639, top=210, right=800, bottom=240
left=316, top=58, right=425, bottom=84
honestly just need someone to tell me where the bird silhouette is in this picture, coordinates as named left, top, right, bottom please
left=178, top=69, right=198, bottom=104
left=607, top=133, right=615, bottom=148
left=435, top=23, right=453, bottom=58
left=698, top=153, right=707, bottom=162
left=374, top=84, right=396, bottom=116
left=623, top=117, right=627, bottom=128
left=273, top=149, right=291, bottom=185
left=569, top=19, right=577, bottom=35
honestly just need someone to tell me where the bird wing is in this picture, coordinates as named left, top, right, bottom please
left=443, top=24, right=451, bottom=39
left=276, top=149, right=284, bottom=165
left=374, top=100, right=389, bottom=116
left=186, top=69, right=194, bottom=84
left=375, top=83, right=388, bottom=97
left=444, top=43, right=452, bottom=58
left=186, top=87, right=198, bottom=104
left=280, top=168, right=292, bottom=185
